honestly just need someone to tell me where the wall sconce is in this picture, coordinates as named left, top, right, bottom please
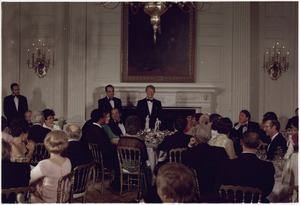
left=27, top=39, right=54, bottom=78
left=263, top=42, right=290, bottom=81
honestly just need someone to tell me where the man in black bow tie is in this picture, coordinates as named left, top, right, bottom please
left=3, top=83, right=28, bottom=125
left=229, top=109, right=260, bottom=156
left=98, top=84, right=122, bottom=113
left=109, top=108, right=126, bottom=136
left=137, top=85, right=162, bottom=129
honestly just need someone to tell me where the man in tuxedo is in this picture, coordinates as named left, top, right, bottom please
left=215, top=131, right=275, bottom=202
left=108, top=108, right=126, bottom=136
left=28, top=111, right=51, bottom=143
left=158, top=116, right=192, bottom=164
left=182, top=124, right=229, bottom=196
left=264, top=120, right=287, bottom=160
left=137, top=85, right=162, bottom=129
left=85, top=109, right=118, bottom=171
left=286, top=108, right=298, bottom=130
left=61, top=124, right=93, bottom=170
left=3, top=83, right=28, bottom=125
left=98, top=84, right=122, bottom=113
left=230, top=110, right=260, bottom=156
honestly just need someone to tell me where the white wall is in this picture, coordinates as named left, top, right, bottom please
left=2, top=2, right=298, bottom=128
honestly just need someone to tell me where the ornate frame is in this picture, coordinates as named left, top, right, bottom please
left=121, top=4, right=195, bottom=83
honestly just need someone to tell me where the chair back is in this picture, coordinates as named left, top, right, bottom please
left=57, top=172, right=74, bottom=203
left=117, top=146, right=141, bottom=173
left=30, top=143, right=50, bottom=165
left=2, top=186, right=35, bottom=203
left=219, top=185, right=262, bottom=203
left=169, top=148, right=186, bottom=163
left=289, top=185, right=299, bottom=202
left=189, top=167, right=201, bottom=199
left=72, top=163, right=95, bottom=195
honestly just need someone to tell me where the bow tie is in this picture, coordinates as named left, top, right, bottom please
left=13, top=95, right=19, bottom=99
left=147, top=99, right=153, bottom=102
left=241, top=124, right=248, bottom=128
left=109, top=98, right=113, bottom=101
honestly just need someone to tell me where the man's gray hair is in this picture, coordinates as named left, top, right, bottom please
left=65, top=124, right=82, bottom=140
left=194, top=124, right=212, bottom=144
left=31, top=111, right=43, bottom=123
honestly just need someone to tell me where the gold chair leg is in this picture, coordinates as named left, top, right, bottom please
left=120, top=172, right=123, bottom=198
left=102, top=168, right=104, bottom=194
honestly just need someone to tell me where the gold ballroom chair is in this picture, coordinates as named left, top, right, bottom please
left=117, top=146, right=141, bottom=199
left=88, top=143, right=114, bottom=193
left=169, top=148, right=187, bottom=163
left=30, top=143, right=50, bottom=166
left=57, top=172, right=74, bottom=203
left=2, top=186, right=35, bottom=203
left=289, top=185, right=299, bottom=202
left=189, top=167, right=201, bottom=199
left=72, top=163, right=95, bottom=203
left=219, top=185, right=262, bottom=203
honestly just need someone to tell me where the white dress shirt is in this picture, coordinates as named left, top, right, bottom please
left=107, top=96, right=115, bottom=108
left=147, top=99, right=153, bottom=115
left=118, top=122, right=126, bottom=135
left=13, top=95, right=19, bottom=111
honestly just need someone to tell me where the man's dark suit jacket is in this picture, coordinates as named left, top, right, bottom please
left=108, top=121, right=123, bottom=136
left=28, top=124, right=51, bottom=143
left=61, top=140, right=93, bottom=170
left=85, top=123, right=118, bottom=170
left=98, top=96, right=122, bottom=113
left=3, top=94, right=28, bottom=124
left=182, top=144, right=229, bottom=196
left=267, top=133, right=287, bottom=160
left=137, top=98, right=162, bottom=129
left=158, top=131, right=192, bottom=163
left=230, top=121, right=260, bottom=156
left=215, top=153, right=275, bottom=202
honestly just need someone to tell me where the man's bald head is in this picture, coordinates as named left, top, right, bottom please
left=65, top=124, right=82, bottom=140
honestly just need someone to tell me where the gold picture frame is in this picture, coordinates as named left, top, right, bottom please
left=121, top=4, right=196, bottom=83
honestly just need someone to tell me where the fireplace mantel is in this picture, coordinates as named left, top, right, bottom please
left=97, top=84, right=217, bottom=113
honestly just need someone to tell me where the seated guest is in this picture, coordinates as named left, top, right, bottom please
left=10, top=118, right=35, bottom=163
left=215, top=131, right=275, bottom=202
left=209, top=113, right=222, bottom=143
left=28, top=111, right=51, bottom=143
left=185, top=113, right=202, bottom=136
left=2, top=140, right=30, bottom=189
left=289, top=116, right=299, bottom=131
left=285, top=108, right=298, bottom=130
left=42, top=109, right=61, bottom=131
left=102, top=111, right=119, bottom=145
left=30, top=130, right=71, bottom=203
left=24, top=110, right=33, bottom=127
left=86, top=109, right=118, bottom=171
left=258, top=111, right=278, bottom=144
left=183, top=124, right=229, bottom=196
left=118, top=115, right=148, bottom=162
left=156, top=163, right=197, bottom=203
left=108, top=108, right=126, bottom=136
left=230, top=110, right=260, bottom=156
left=199, top=113, right=210, bottom=125
left=264, top=120, right=287, bottom=160
left=209, top=117, right=236, bottom=159
left=61, top=124, right=93, bottom=170
left=118, top=115, right=150, bottom=196
left=183, top=115, right=193, bottom=133
left=158, top=116, right=192, bottom=164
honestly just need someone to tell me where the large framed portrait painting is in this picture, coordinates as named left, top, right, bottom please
left=121, top=4, right=196, bottom=83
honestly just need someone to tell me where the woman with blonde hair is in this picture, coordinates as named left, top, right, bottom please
left=30, top=130, right=71, bottom=203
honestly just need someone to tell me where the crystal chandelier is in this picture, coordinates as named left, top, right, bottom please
left=27, top=39, right=53, bottom=78
left=98, top=2, right=212, bottom=44
left=263, top=42, right=290, bottom=81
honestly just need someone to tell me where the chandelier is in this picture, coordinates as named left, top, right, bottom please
left=98, top=2, right=212, bottom=44
left=263, top=42, right=290, bottom=81
left=27, top=39, right=53, bottom=78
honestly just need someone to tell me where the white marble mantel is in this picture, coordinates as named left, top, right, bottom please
left=97, top=83, right=217, bottom=113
